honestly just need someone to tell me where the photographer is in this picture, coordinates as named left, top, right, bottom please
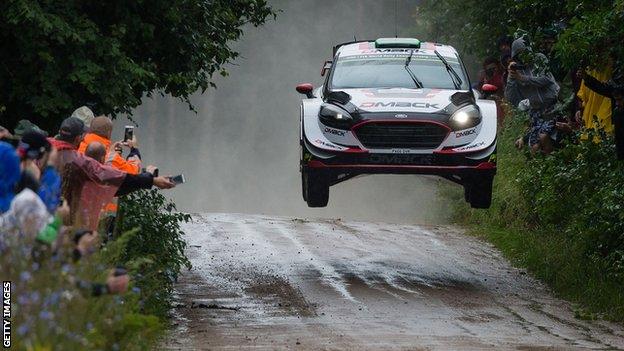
left=505, top=38, right=560, bottom=154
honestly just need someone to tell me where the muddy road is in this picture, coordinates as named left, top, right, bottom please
left=164, top=213, right=624, bottom=350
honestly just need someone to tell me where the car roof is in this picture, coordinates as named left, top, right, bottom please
left=335, top=40, right=459, bottom=60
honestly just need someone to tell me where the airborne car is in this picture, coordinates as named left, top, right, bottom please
left=297, top=38, right=497, bottom=209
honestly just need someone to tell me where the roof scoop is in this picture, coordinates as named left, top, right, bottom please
left=375, top=38, right=421, bottom=49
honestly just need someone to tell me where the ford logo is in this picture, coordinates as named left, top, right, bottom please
left=394, top=114, right=408, bottom=119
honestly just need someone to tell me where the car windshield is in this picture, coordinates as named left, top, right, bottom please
left=330, top=53, right=469, bottom=90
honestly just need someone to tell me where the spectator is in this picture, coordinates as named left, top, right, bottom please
left=71, top=106, right=95, bottom=132
left=0, top=141, right=21, bottom=213
left=85, top=141, right=107, bottom=164
left=577, top=66, right=615, bottom=133
left=581, top=70, right=624, bottom=159
left=13, top=119, right=48, bottom=137
left=500, top=53, right=512, bottom=84
left=78, top=116, right=141, bottom=174
left=0, top=126, right=13, bottom=140
left=477, top=57, right=505, bottom=93
left=505, top=38, right=560, bottom=154
left=48, top=117, right=175, bottom=226
left=497, top=35, right=513, bottom=57
left=539, top=27, right=566, bottom=81
left=18, top=131, right=62, bottom=214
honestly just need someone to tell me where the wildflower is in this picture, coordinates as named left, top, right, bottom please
left=39, top=310, right=53, bottom=320
left=19, top=271, right=32, bottom=282
left=17, top=324, right=29, bottom=336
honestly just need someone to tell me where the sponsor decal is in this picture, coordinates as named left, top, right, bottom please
left=456, top=141, right=485, bottom=151
left=314, top=139, right=341, bottom=149
left=455, top=128, right=477, bottom=138
left=360, top=102, right=440, bottom=109
left=363, top=89, right=441, bottom=99
left=323, top=127, right=346, bottom=137
left=369, top=154, right=434, bottom=165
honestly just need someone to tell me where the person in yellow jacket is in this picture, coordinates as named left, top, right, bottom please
left=577, top=67, right=613, bottom=132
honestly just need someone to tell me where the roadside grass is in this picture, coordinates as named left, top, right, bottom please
left=444, top=109, right=624, bottom=322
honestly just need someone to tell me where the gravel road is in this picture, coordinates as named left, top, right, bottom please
left=163, top=213, right=624, bottom=350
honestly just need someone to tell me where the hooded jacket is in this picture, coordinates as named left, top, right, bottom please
left=49, top=138, right=126, bottom=225
left=0, top=142, right=20, bottom=213
left=505, top=38, right=560, bottom=111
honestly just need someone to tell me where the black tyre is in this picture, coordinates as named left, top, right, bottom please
left=469, top=175, right=493, bottom=209
left=463, top=183, right=471, bottom=203
left=301, top=170, right=308, bottom=202
left=302, top=169, right=329, bottom=207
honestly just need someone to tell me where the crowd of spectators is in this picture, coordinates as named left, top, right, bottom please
left=475, top=31, right=623, bottom=159
left=0, top=106, right=176, bottom=296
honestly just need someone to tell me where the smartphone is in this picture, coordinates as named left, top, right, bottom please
left=169, top=174, right=185, bottom=185
left=124, top=126, right=134, bottom=142
left=510, top=63, right=526, bottom=71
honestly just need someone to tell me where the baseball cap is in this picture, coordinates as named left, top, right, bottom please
left=18, top=131, right=51, bottom=160
left=59, top=117, right=86, bottom=138
left=14, top=119, right=48, bottom=137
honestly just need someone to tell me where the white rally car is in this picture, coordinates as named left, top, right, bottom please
left=297, top=38, right=497, bottom=209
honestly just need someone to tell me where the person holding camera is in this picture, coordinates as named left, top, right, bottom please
left=505, top=38, right=561, bottom=154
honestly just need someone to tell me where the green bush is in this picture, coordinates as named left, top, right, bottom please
left=448, top=110, right=624, bottom=320
left=113, top=189, right=191, bottom=317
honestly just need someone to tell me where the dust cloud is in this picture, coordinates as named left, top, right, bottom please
left=114, top=0, right=454, bottom=224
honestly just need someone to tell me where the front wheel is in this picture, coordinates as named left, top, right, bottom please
left=302, top=169, right=329, bottom=207
left=468, top=175, right=493, bottom=209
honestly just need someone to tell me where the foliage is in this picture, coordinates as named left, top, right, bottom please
left=0, top=0, right=276, bottom=131
left=414, top=0, right=624, bottom=70
left=445, top=109, right=624, bottom=321
left=0, top=189, right=191, bottom=349
left=113, top=189, right=191, bottom=317
left=0, top=236, right=162, bottom=350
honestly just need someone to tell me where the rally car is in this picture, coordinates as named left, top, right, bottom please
left=297, top=38, right=497, bottom=209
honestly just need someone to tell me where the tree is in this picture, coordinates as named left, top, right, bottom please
left=413, top=0, right=624, bottom=72
left=0, top=0, right=276, bottom=131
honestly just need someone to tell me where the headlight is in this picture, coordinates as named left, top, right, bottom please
left=449, top=105, right=481, bottom=130
left=319, top=103, right=354, bottom=129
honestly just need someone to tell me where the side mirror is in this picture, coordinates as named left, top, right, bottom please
left=321, top=60, right=333, bottom=77
left=296, top=83, right=314, bottom=98
left=481, top=84, right=498, bottom=93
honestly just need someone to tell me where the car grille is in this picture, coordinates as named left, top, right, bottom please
left=354, top=122, right=448, bottom=149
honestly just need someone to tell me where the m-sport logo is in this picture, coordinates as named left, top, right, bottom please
left=394, top=114, right=408, bottom=119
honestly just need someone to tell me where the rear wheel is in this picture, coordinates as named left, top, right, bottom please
left=468, top=175, right=493, bottom=209
left=302, top=169, right=329, bottom=207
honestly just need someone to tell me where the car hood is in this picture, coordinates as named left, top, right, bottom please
left=337, top=88, right=458, bottom=114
